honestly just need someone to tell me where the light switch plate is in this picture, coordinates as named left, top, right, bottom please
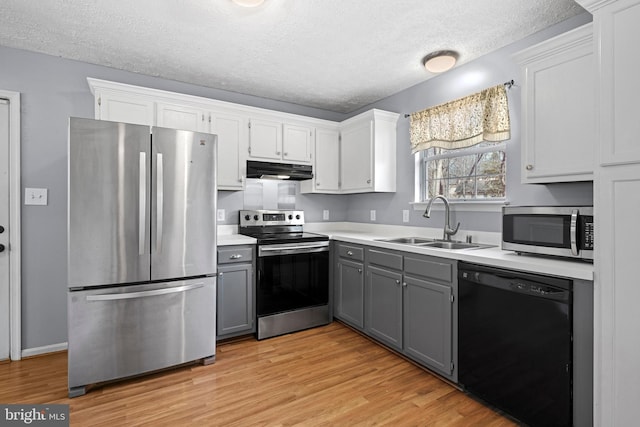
left=323, top=210, right=329, bottom=220
left=25, top=188, right=48, bottom=206
left=217, top=209, right=225, bottom=221
left=370, top=210, right=376, bottom=221
left=403, top=210, right=410, bottom=223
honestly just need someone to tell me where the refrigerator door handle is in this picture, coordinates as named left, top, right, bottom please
left=156, top=152, right=164, bottom=253
left=86, top=282, right=205, bottom=302
left=138, top=152, right=146, bottom=255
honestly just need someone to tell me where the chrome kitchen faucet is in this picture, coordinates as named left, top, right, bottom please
left=423, top=195, right=460, bottom=241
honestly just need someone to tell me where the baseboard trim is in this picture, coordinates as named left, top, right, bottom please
left=22, top=342, right=68, bottom=359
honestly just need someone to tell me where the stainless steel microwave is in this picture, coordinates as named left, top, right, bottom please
left=502, top=206, right=593, bottom=261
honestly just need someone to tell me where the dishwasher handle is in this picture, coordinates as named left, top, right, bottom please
left=459, top=269, right=571, bottom=303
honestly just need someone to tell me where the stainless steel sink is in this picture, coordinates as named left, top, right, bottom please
left=376, top=237, right=494, bottom=250
left=420, top=241, right=480, bottom=250
left=376, top=237, right=436, bottom=244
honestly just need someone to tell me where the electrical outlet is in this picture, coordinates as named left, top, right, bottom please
left=323, top=210, right=329, bottom=220
left=217, top=209, right=225, bottom=221
left=25, top=188, right=48, bottom=206
left=370, top=210, right=376, bottom=221
left=403, top=210, right=410, bottom=223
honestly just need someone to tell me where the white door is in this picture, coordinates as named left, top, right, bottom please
left=0, top=99, right=9, bottom=361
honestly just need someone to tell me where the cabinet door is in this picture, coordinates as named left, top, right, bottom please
left=211, top=112, right=247, bottom=190
left=517, top=24, right=595, bottom=183
left=403, top=275, right=452, bottom=376
left=98, top=92, right=155, bottom=126
left=283, top=124, right=313, bottom=163
left=217, top=263, right=254, bottom=338
left=314, top=127, right=340, bottom=192
left=336, top=259, right=364, bottom=329
left=156, top=102, right=208, bottom=133
left=598, top=0, right=640, bottom=165
left=340, top=120, right=373, bottom=192
left=366, top=266, right=403, bottom=350
left=249, top=118, right=282, bottom=160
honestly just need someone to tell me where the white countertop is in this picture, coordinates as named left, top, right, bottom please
left=216, top=222, right=594, bottom=281
left=308, top=223, right=594, bottom=281
left=217, top=224, right=256, bottom=246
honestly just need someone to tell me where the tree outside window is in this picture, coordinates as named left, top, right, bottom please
left=421, top=142, right=506, bottom=201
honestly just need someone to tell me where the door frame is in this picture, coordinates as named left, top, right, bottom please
left=0, top=89, right=21, bottom=361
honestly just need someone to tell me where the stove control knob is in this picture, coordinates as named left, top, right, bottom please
left=288, top=214, right=293, bottom=220
left=244, top=215, right=251, bottom=221
left=253, top=215, right=259, bottom=221
left=295, top=214, right=301, bottom=220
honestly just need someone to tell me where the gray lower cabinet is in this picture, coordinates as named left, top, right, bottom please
left=365, top=250, right=404, bottom=351
left=333, top=243, right=457, bottom=381
left=403, top=275, right=452, bottom=376
left=217, top=245, right=255, bottom=340
left=335, top=244, right=365, bottom=329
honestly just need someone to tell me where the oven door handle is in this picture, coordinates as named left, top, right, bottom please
left=259, top=242, right=329, bottom=256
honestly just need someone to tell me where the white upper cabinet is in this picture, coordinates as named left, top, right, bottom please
left=156, top=102, right=208, bottom=133
left=248, top=119, right=313, bottom=164
left=87, top=78, right=399, bottom=194
left=248, top=118, right=283, bottom=161
left=211, top=112, right=248, bottom=189
left=513, top=23, right=595, bottom=183
left=593, top=0, right=640, bottom=165
left=300, top=126, right=340, bottom=194
left=339, top=109, right=398, bottom=193
left=94, top=89, right=155, bottom=126
left=283, top=123, right=313, bottom=163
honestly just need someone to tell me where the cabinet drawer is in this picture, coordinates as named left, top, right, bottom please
left=337, top=244, right=364, bottom=261
left=404, top=256, right=453, bottom=283
left=367, top=249, right=403, bottom=271
left=218, top=247, right=253, bottom=264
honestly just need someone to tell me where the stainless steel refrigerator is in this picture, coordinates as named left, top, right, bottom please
left=67, top=117, right=217, bottom=398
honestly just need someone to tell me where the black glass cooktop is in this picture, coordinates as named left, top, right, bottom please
left=240, top=231, right=328, bottom=245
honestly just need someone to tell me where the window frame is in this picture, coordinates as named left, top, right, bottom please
left=416, top=141, right=508, bottom=203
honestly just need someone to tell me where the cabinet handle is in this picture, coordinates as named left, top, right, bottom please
left=395, top=279, right=400, bottom=285
left=229, top=254, right=243, bottom=260
left=357, top=268, right=362, bottom=273
left=276, top=151, right=281, bottom=155
left=347, top=251, right=353, bottom=256
left=366, top=179, right=371, bottom=184
left=316, top=182, right=320, bottom=186
left=219, top=272, right=223, bottom=278
left=283, top=152, right=288, bottom=156
left=526, top=164, right=533, bottom=171
left=402, top=282, right=407, bottom=287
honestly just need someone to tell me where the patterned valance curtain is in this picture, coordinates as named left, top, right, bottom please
left=410, top=84, right=511, bottom=154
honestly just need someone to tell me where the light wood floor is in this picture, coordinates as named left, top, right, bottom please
left=0, top=322, right=516, bottom=426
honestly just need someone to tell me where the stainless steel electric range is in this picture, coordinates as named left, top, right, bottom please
left=239, top=210, right=330, bottom=340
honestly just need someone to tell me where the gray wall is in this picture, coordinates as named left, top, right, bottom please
left=1, top=11, right=592, bottom=350
left=344, top=12, right=594, bottom=232
left=0, top=45, right=348, bottom=350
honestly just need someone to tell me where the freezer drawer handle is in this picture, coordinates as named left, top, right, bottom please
left=86, top=282, right=205, bottom=302
left=138, top=152, right=147, bottom=255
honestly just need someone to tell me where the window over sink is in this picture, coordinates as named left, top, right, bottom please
left=417, top=141, right=506, bottom=202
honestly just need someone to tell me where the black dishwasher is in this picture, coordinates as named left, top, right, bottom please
left=458, top=262, right=572, bottom=427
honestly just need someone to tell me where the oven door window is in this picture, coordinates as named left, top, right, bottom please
left=503, top=214, right=571, bottom=248
left=257, top=251, right=329, bottom=316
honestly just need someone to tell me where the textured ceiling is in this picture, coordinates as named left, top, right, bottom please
left=0, top=0, right=585, bottom=113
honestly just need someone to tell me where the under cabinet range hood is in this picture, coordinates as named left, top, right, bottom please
left=246, top=160, right=313, bottom=180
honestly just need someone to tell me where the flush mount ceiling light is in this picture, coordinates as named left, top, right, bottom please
left=231, top=0, right=265, bottom=7
left=423, top=50, right=459, bottom=73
